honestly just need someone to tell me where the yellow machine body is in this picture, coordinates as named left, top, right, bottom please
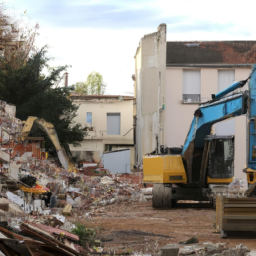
left=143, top=155, right=235, bottom=185
left=143, top=155, right=187, bottom=183
left=245, top=168, right=256, bottom=184
left=207, top=177, right=233, bottom=184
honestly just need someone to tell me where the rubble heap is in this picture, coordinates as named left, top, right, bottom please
left=0, top=100, right=148, bottom=255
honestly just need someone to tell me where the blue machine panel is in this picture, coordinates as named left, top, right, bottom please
left=248, top=64, right=256, bottom=170
left=248, top=120, right=256, bottom=169
left=182, top=95, right=244, bottom=155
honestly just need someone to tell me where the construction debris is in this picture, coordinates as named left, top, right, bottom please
left=0, top=100, right=149, bottom=254
left=178, top=243, right=249, bottom=256
left=1, top=100, right=251, bottom=255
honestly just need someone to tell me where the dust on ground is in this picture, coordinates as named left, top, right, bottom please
left=74, top=201, right=256, bottom=254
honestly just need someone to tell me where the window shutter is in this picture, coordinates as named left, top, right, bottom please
left=183, top=70, right=201, bottom=103
left=218, top=70, right=235, bottom=92
left=107, top=113, right=120, bottom=135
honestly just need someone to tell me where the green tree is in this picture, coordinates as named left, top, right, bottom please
left=0, top=47, right=86, bottom=151
left=74, top=71, right=106, bottom=95
left=74, top=81, right=88, bottom=94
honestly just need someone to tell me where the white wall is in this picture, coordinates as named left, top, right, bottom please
left=165, top=68, right=198, bottom=147
left=73, top=100, right=133, bottom=141
left=135, top=24, right=166, bottom=164
left=165, top=67, right=251, bottom=148
left=70, top=99, right=134, bottom=164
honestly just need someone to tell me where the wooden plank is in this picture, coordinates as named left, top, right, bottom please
left=224, top=204, right=256, bottom=207
left=223, top=211, right=256, bottom=215
left=223, top=214, right=256, bottom=220
left=223, top=219, right=256, bottom=224
left=224, top=198, right=256, bottom=202
left=222, top=223, right=256, bottom=231
left=220, top=197, right=256, bottom=232
left=224, top=208, right=256, bottom=212
left=216, top=195, right=223, bottom=231
left=0, top=242, right=12, bottom=256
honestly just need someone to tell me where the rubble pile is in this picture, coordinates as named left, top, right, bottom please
left=0, top=100, right=149, bottom=254
left=178, top=242, right=250, bottom=256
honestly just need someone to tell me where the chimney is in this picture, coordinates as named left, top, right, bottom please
left=64, top=72, right=69, bottom=87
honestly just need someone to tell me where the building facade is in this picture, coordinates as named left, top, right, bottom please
left=70, top=95, right=135, bottom=169
left=134, top=24, right=256, bottom=177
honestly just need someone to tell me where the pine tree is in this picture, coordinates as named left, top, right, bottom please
left=0, top=47, right=86, bottom=151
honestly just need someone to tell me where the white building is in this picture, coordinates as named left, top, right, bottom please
left=134, top=24, right=256, bottom=176
left=70, top=94, right=135, bottom=169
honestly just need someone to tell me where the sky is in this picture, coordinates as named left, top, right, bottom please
left=4, top=0, right=256, bottom=95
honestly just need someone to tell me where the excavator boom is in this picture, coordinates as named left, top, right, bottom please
left=21, top=116, right=77, bottom=173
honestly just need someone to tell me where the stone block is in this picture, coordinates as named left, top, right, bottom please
left=160, top=244, right=180, bottom=256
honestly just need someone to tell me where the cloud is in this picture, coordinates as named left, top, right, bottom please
left=7, top=0, right=185, bottom=29
left=168, top=20, right=235, bottom=33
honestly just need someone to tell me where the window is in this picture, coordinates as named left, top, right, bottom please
left=86, top=112, right=92, bottom=127
left=107, top=113, right=120, bottom=135
left=218, top=70, right=235, bottom=92
left=183, top=70, right=201, bottom=103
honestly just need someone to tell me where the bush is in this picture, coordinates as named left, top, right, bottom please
left=71, top=223, right=96, bottom=248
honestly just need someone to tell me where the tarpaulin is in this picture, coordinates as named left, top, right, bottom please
left=18, top=184, right=50, bottom=193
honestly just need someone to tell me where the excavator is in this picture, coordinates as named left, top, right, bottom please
left=143, top=64, right=256, bottom=208
left=21, top=117, right=77, bottom=173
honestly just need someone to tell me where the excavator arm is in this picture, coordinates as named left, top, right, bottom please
left=181, top=65, right=256, bottom=183
left=21, top=116, right=77, bottom=173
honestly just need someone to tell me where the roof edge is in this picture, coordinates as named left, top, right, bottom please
left=166, top=64, right=254, bottom=68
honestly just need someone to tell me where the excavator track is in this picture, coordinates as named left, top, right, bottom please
left=152, top=184, right=172, bottom=208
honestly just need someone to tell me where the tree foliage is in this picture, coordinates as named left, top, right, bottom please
left=0, top=4, right=39, bottom=69
left=0, top=5, right=85, bottom=151
left=74, top=81, right=88, bottom=94
left=74, top=71, right=106, bottom=95
left=0, top=47, right=86, bottom=150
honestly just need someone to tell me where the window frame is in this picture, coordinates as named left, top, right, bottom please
left=182, top=69, right=201, bottom=104
left=107, top=113, right=121, bottom=135
left=218, top=69, right=235, bottom=93
left=86, top=112, right=92, bottom=126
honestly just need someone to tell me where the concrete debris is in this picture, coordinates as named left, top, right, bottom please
left=180, top=236, right=199, bottom=244
left=138, top=193, right=147, bottom=202
left=160, top=244, right=180, bottom=256
left=178, top=243, right=249, bottom=256
left=100, top=175, right=115, bottom=184
left=73, top=196, right=83, bottom=208
left=246, top=250, right=256, bottom=256
left=60, top=221, right=76, bottom=232
left=0, top=100, right=254, bottom=255
left=140, top=187, right=153, bottom=195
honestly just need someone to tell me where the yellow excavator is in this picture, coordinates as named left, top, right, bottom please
left=143, top=65, right=256, bottom=207
left=21, top=116, right=77, bottom=173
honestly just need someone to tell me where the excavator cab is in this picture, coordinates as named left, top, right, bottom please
left=206, top=135, right=234, bottom=184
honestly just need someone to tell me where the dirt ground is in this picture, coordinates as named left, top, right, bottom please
left=78, top=201, right=256, bottom=254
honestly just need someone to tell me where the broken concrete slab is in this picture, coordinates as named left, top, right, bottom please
left=60, top=221, right=75, bottom=232
left=73, top=196, right=83, bottom=208
left=100, top=176, right=115, bottom=185
left=160, top=244, right=180, bottom=256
